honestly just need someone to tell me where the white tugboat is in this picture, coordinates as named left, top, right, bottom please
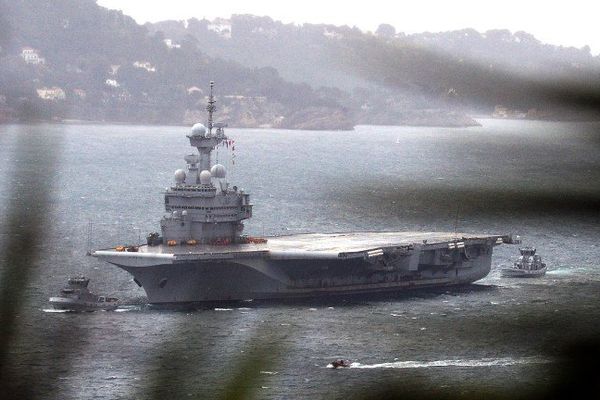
left=49, top=276, right=119, bottom=311
left=92, top=82, right=517, bottom=305
left=501, top=247, right=547, bottom=278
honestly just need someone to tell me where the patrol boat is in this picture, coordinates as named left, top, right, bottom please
left=93, top=82, right=514, bottom=305
left=501, top=247, right=547, bottom=278
left=49, top=276, right=119, bottom=311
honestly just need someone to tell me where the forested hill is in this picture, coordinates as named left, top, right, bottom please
left=0, top=0, right=355, bottom=128
left=149, top=15, right=600, bottom=119
left=2, top=1, right=598, bottom=128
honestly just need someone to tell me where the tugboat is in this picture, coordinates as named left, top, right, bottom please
left=501, top=247, right=546, bottom=278
left=49, top=276, right=119, bottom=311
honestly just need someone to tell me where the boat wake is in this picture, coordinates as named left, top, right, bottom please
left=42, top=308, right=71, bottom=313
left=346, top=356, right=551, bottom=369
left=114, top=305, right=141, bottom=312
left=546, top=268, right=573, bottom=276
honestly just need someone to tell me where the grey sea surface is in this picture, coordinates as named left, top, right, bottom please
left=1, top=119, right=599, bottom=398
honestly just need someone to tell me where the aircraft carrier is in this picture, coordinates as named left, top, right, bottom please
left=93, top=82, right=514, bottom=305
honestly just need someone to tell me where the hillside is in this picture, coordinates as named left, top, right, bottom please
left=0, top=0, right=354, bottom=129
left=2, top=2, right=598, bottom=128
left=149, top=15, right=600, bottom=120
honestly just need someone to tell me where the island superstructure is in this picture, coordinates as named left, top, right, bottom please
left=158, top=82, right=251, bottom=246
left=93, top=82, right=513, bottom=305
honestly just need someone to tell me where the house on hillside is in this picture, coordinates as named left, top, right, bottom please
left=187, top=86, right=203, bottom=95
left=21, top=47, right=45, bottom=65
left=105, top=79, right=120, bottom=88
left=251, top=26, right=277, bottom=38
left=36, top=87, right=66, bottom=100
left=163, top=39, right=181, bottom=49
left=207, top=18, right=232, bottom=39
left=133, top=61, right=156, bottom=72
left=223, top=94, right=267, bottom=104
left=323, top=28, right=343, bottom=40
left=492, top=105, right=526, bottom=119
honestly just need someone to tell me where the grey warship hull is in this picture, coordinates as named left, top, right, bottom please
left=92, top=84, right=510, bottom=305
left=94, top=231, right=506, bottom=304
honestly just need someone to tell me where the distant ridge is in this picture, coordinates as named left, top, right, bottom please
left=1, top=1, right=598, bottom=127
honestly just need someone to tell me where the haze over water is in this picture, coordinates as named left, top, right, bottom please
left=1, top=119, right=599, bottom=398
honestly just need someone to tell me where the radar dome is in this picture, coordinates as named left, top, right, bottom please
left=199, top=170, right=212, bottom=185
left=174, top=169, right=186, bottom=184
left=210, top=164, right=226, bottom=179
left=190, top=123, right=207, bottom=137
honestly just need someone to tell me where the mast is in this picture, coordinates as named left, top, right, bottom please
left=206, top=81, right=216, bottom=135
left=186, top=81, right=225, bottom=172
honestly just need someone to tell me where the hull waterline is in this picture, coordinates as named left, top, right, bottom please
left=95, top=231, right=507, bottom=305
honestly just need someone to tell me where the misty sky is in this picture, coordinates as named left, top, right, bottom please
left=98, top=0, right=599, bottom=54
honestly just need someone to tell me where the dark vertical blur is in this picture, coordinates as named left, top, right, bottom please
left=144, top=326, right=280, bottom=400
left=0, top=7, right=80, bottom=396
left=0, top=124, right=60, bottom=396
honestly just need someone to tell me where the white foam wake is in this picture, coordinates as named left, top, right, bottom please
left=114, top=307, right=137, bottom=312
left=349, top=356, right=551, bottom=369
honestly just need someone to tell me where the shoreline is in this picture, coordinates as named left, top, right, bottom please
left=2, top=115, right=598, bottom=130
left=0, top=118, right=478, bottom=130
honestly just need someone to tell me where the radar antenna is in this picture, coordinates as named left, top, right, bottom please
left=206, top=81, right=216, bottom=134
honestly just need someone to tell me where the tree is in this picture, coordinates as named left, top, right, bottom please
left=375, top=24, right=396, bottom=38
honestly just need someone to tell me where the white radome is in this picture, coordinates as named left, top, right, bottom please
left=199, top=170, right=212, bottom=185
left=210, top=163, right=226, bottom=178
left=174, top=169, right=186, bottom=183
left=191, top=123, right=207, bottom=137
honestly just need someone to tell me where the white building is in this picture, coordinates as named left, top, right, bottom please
left=207, top=18, right=232, bottom=39
left=21, top=47, right=45, bottom=65
left=187, top=86, right=203, bottom=95
left=133, top=61, right=156, bottom=72
left=36, top=87, right=65, bottom=100
left=105, top=79, right=120, bottom=88
left=323, top=28, right=343, bottom=40
left=251, top=26, right=277, bottom=38
left=163, top=39, right=181, bottom=49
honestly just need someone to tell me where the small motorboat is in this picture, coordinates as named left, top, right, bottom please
left=49, top=276, right=119, bottom=311
left=329, top=359, right=351, bottom=369
left=501, top=247, right=546, bottom=278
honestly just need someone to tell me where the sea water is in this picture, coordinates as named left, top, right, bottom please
left=0, top=119, right=599, bottom=398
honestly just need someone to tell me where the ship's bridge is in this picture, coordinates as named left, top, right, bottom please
left=159, top=83, right=252, bottom=245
